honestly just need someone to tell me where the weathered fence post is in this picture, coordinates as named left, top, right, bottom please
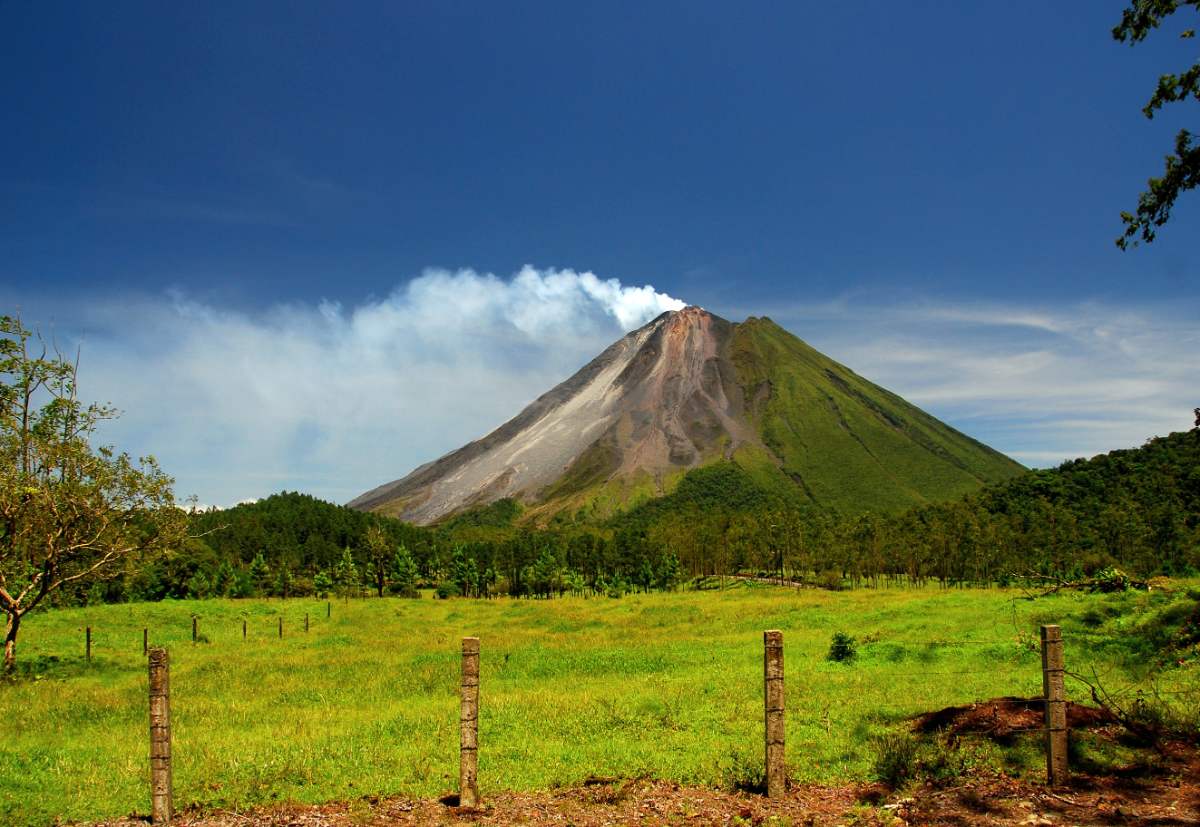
left=305, top=613, right=309, bottom=633
left=143, top=628, right=148, bottom=656
left=147, top=647, right=172, bottom=824
left=242, top=619, right=247, bottom=640
left=460, top=636, right=481, bottom=807
left=327, top=601, right=331, bottom=619
left=764, top=629, right=785, bottom=798
left=191, top=616, right=197, bottom=644
left=278, top=616, right=283, bottom=639
left=1041, top=624, right=1068, bottom=786
left=86, top=626, right=92, bottom=662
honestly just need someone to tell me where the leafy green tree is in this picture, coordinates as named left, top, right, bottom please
left=248, top=551, right=271, bottom=596
left=389, top=544, right=419, bottom=597
left=212, top=559, right=238, bottom=597
left=186, top=570, right=211, bottom=599
left=529, top=548, right=561, bottom=598
left=449, top=545, right=479, bottom=597
left=332, top=547, right=360, bottom=598
left=1113, top=1, right=1200, bottom=248
left=563, top=570, right=587, bottom=596
left=635, top=558, right=655, bottom=593
left=313, top=569, right=333, bottom=598
left=273, top=563, right=294, bottom=599
left=0, top=315, right=184, bottom=671
left=656, top=553, right=681, bottom=590
left=363, top=524, right=392, bottom=597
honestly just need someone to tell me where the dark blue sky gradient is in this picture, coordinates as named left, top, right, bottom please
left=3, top=1, right=1197, bottom=311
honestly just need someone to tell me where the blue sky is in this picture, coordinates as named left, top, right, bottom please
left=2, top=2, right=1197, bottom=506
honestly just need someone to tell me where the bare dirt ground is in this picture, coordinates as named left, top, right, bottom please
left=88, top=767, right=1199, bottom=827
left=92, top=758, right=1200, bottom=827
left=93, top=699, right=1200, bottom=826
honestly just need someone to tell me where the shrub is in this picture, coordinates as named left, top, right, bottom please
left=871, top=731, right=983, bottom=788
left=827, top=631, right=857, bottom=662
left=870, top=731, right=920, bottom=786
left=816, top=569, right=844, bottom=591
left=718, top=748, right=765, bottom=794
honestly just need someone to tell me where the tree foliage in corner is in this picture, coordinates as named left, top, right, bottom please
left=0, top=315, right=185, bottom=671
left=1114, top=1, right=1200, bottom=248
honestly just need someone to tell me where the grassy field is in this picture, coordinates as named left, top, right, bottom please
left=2, top=583, right=1196, bottom=825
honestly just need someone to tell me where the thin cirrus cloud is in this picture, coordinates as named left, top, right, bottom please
left=12, top=270, right=1195, bottom=507
left=756, top=297, right=1198, bottom=468
left=67, top=266, right=686, bottom=507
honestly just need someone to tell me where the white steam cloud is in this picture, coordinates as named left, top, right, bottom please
left=63, top=266, right=684, bottom=506
left=13, top=268, right=1192, bottom=509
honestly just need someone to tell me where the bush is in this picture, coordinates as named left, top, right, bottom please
left=718, top=748, right=765, bottom=793
left=870, top=731, right=920, bottom=787
left=827, top=631, right=857, bottom=662
left=816, top=569, right=845, bottom=591
left=871, top=731, right=984, bottom=788
left=435, top=581, right=460, bottom=599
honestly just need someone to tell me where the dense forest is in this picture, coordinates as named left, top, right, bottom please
left=59, top=425, right=1199, bottom=606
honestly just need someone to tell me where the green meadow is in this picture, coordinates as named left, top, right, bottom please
left=2, top=584, right=1196, bottom=825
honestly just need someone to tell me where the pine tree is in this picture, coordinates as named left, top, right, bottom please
left=656, top=553, right=681, bottom=590
left=273, top=563, right=293, bottom=599
left=313, top=569, right=333, bottom=598
left=333, top=547, right=360, bottom=599
left=248, top=551, right=271, bottom=597
left=389, top=544, right=419, bottom=598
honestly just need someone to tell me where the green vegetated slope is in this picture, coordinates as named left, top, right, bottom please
left=525, top=315, right=1025, bottom=523
left=5, top=585, right=1199, bottom=825
left=353, top=308, right=1025, bottom=527
left=608, top=426, right=1199, bottom=583
left=114, top=492, right=433, bottom=601
left=93, top=427, right=1194, bottom=609
left=728, top=317, right=1025, bottom=513
left=962, top=427, right=1200, bottom=574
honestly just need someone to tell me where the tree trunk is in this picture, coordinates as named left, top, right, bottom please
left=4, top=611, right=20, bottom=672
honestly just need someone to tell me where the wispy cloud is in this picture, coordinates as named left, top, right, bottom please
left=42, top=267, right=684, bottom=506
left=758, top=297, right=1198, bottom=468
left=9, top=274, right=1192, bottom=506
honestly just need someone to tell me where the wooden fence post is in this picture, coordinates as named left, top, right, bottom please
left=1041, top=624, right=1068, bottom=786
left=147, top=647, right=172, bottom=824
left=143, top=628, right=149, bottom=656
left=460, top=636, right=481, bottom=807
left=278, top=617, right=283, bottom=639
left=305, top=613, right=309, bottom=633
left=242, top=619, right=247, bottom=640
left=764, top=629, right=785, bottom=798
left=86, top=626, right=92, bottom=662
left=327, top=601, right=331, bottom=619
left=191, top=616, right=197, bottom=644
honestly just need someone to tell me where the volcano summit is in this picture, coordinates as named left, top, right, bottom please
left=349, top=307, right=1023, bottom=524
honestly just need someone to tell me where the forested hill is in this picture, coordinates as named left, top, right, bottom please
left=967, top=428, right=1200, bottom=575
left=585, top=425, right=1199, bottom=585
left=69, top=426, right=1200, bottom=606
left=188, top=491, right=431, bottom=571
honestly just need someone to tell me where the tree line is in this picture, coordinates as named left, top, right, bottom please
left=49, top=423, right=1198, bottom=608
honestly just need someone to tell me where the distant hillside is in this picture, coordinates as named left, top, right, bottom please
left=70, top=426, right=1199, bottom=607
left=188, top=491, right=430, bottom=571
left=350, top=307, right=1024, bottom=524
left=965, top=427, right=1200, bottom=576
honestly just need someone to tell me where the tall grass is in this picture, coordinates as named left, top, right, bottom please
left=1, top=584, right=1193, bottom=825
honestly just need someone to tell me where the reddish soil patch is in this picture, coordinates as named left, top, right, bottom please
left=914, top=695, right=1118, bottom=741
left=89, top=758, right=1200, bottom=827
left=87, top=699, right=1199, bottom=826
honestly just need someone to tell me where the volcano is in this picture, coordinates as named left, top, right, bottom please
left=349, top=307, right=1023, bottom=524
